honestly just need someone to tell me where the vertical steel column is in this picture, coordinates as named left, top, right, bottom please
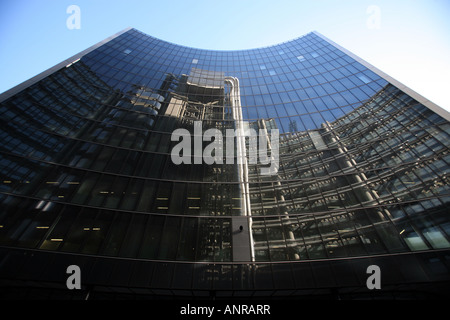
left=225, top=77, right=255, bottom=262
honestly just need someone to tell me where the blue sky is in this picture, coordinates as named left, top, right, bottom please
left=1, top=0, right=449, bottom=111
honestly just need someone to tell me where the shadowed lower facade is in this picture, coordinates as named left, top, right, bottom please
left=0, top=28, right=450, bottom=299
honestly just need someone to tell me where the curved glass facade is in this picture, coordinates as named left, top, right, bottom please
left=1, top=28, right=450, bottom=299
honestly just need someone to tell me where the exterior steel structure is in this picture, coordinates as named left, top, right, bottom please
left=1, top=28, right=450, bottom=299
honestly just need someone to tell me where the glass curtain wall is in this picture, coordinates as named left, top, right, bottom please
left=0, top=28, right=449, bottom=297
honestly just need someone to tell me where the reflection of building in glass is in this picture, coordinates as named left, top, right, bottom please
left=0, top=27, right=449, bottom=299
left=250, top=84, right=450, bottom=263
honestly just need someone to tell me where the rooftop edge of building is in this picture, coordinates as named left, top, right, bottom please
left=1, top=27, right=449, bottom=123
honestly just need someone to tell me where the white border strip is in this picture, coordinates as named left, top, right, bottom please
left=313, top=31, right=450, bottom=122
left=0, top=27, right=133, bottom=103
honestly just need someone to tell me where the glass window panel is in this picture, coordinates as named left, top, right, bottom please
left=39, top=205, right=78, bottom=251
left=400, top=224, right=429, bottom=251
left=119, top=214, right=147, bottom=257
left=422, top=227, right=450, bottom=249
left=81, top=210, right=113, bottom=254
left=101, top=213, right=131, bottom=256
left=156, top=216, right=180, bottom=260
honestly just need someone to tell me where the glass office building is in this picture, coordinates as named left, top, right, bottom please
left=1, top=27, right=449, bottom=299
